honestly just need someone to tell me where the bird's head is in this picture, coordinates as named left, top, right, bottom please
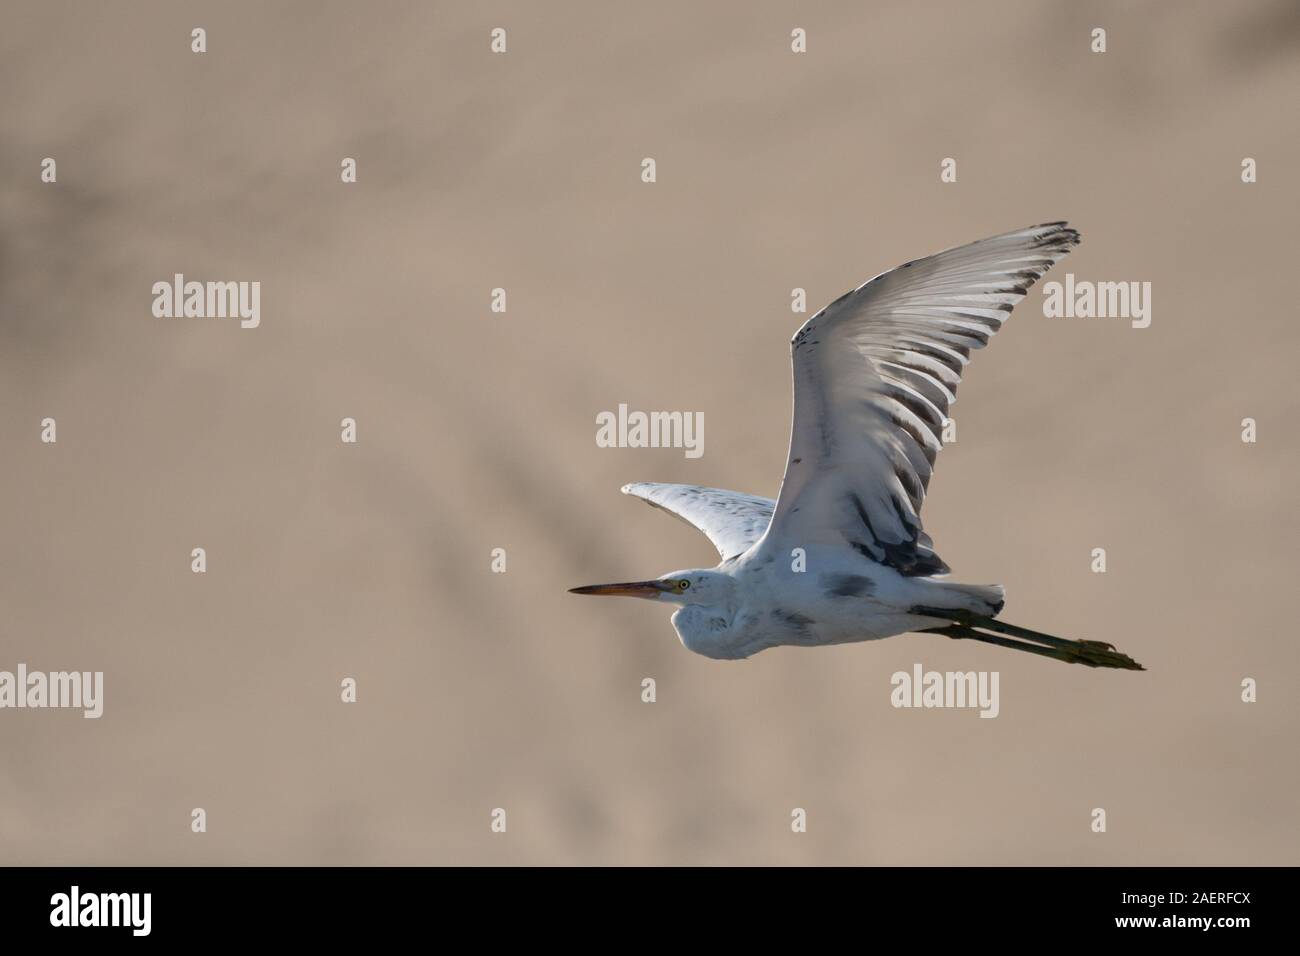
left=570, top=569, right=734, bottom=607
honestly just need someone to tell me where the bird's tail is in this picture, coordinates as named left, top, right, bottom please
left=912, top=606, right=1145, bottom=671
left=925, top=582, right=1006, bottom=617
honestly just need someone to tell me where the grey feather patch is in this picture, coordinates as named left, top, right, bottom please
left=771, top=609, right=815, bottom=633
left=822, top=574, right=876, bottom=598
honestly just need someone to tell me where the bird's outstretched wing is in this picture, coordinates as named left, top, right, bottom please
left=621, top=482, right=774, bottom=561
left=756, top=222, right=1080, bottom=576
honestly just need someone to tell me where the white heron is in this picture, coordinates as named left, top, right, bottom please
left=571, top=223, right=1143, bottom=670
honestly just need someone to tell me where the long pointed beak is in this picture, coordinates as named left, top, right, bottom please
left=568, top=580, right=669, bottom=600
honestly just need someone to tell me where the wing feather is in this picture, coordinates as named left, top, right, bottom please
left=621, top=482, right=773, bottom=561
left=755, top=222, right=1080, bottom=575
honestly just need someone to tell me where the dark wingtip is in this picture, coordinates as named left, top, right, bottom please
left=1039, top=220, right=1082, bottom=247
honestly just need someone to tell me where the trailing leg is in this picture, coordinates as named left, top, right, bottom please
left=914, top=613, right=1144, bottom=671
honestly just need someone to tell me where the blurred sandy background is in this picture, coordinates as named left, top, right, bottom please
left=1, top=0, right=1297, bottom=865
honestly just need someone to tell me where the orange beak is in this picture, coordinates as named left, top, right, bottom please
left=568, top=580, right=670, bottom=600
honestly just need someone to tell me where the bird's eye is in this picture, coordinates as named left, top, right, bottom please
left=677, top=580, right=690, bottom=591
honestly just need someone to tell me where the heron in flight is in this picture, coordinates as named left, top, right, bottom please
left=571, top=223, right=1143, bottom=670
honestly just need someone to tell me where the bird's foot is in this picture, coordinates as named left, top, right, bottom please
left=1057, top=640, right=1144, bottom=671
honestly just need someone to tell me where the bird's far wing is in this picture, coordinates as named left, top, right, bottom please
left=757, top=222, right=1080, bottom=576
left=621, top=482, right=775, bottom=561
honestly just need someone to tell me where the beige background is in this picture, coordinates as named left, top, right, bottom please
left=2, top=0, right=1297, bottom=865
